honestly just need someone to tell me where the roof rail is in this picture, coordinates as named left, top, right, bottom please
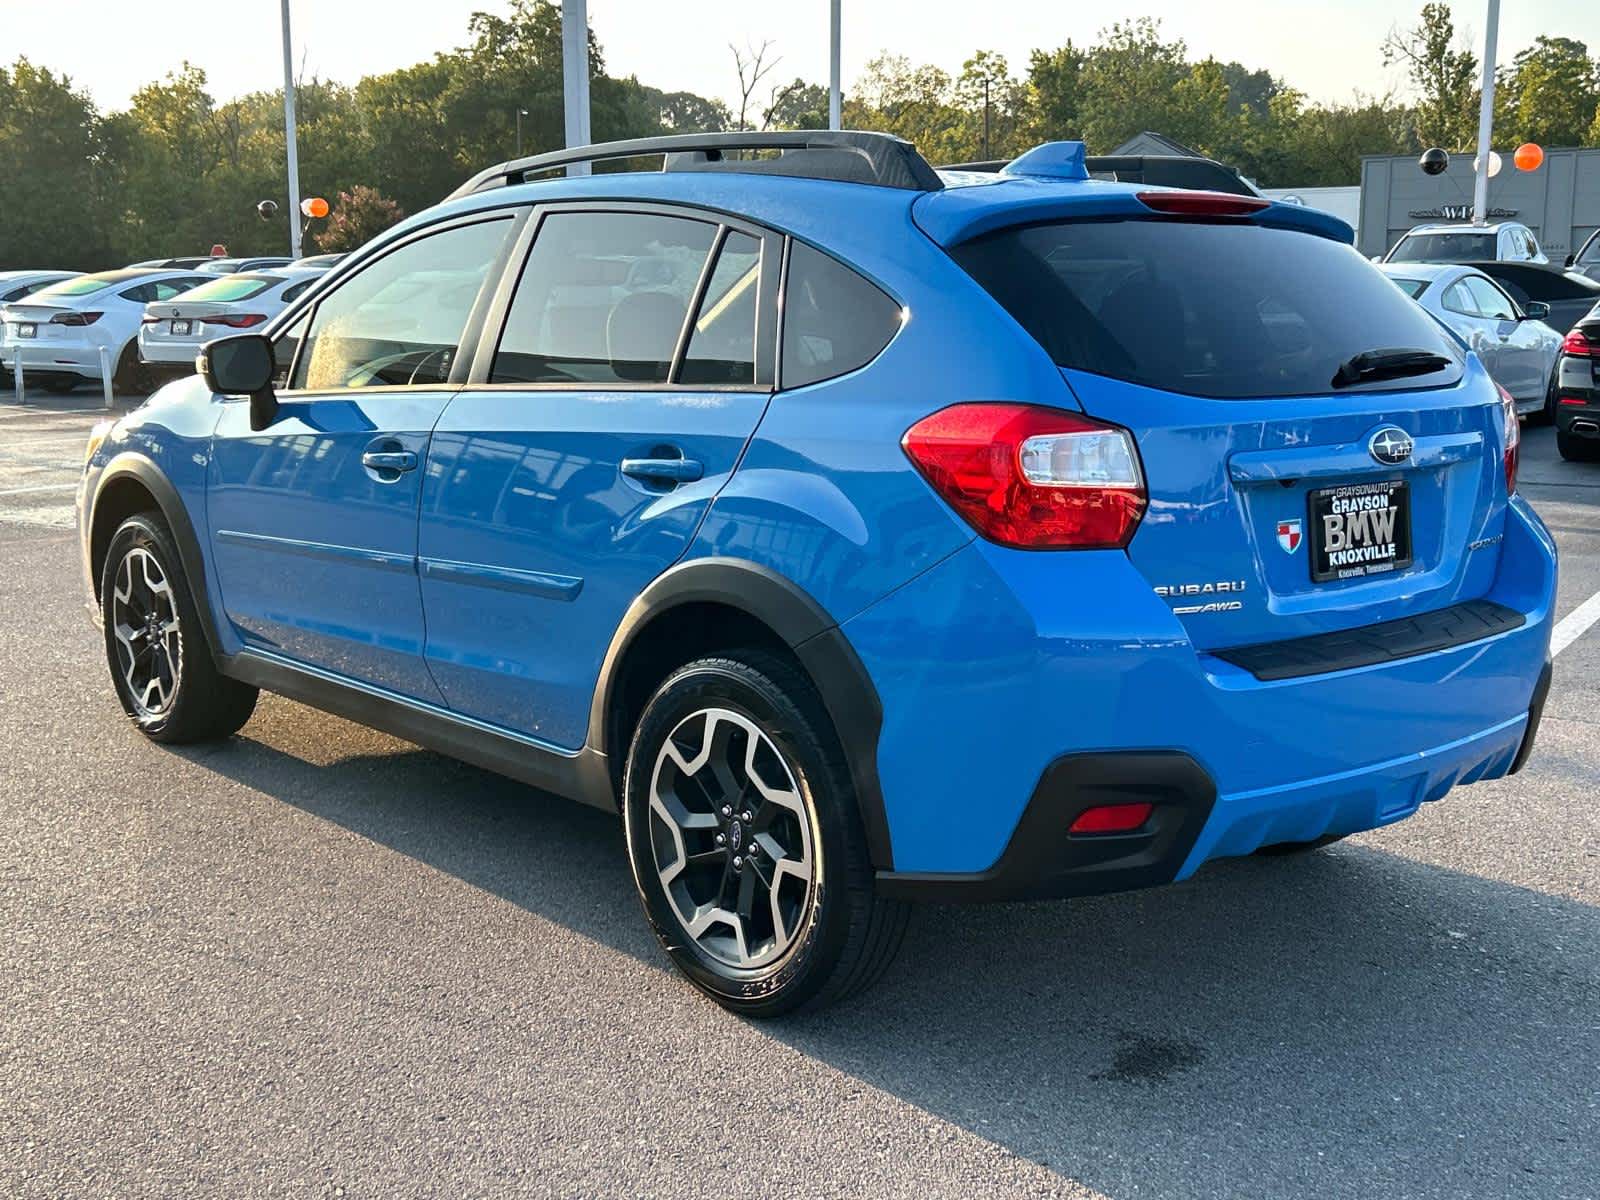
left=446, top=130, right=945, bottom=201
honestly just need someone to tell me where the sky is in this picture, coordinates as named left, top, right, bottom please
left=3, top=0, right=1590, bottom=115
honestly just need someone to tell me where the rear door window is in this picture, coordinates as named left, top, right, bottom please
left=680, top=231, right=762, bottom=385
left=492, top=210, right=717, bottom=385
left=780, top=242, right=902, bottom=389
left=951, top=219, right=1463, bottom=398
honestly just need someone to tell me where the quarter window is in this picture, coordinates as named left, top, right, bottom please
left=1441, top=281, right=1478, bottom=316
left=1464, top=275, right=1516, bottom=320
left=493, top=211, right=717, bottom=385
left=780, top=242, right=901, bottom=389
left=273, top=311, right=310, bottom=390
left=295, top=218, right=511, bottom=391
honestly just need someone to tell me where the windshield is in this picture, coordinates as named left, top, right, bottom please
left=1388, top=232, right=1497, bottom=263
left=1579, top=234, right=1600, bottom=266
left=950, top=219, right=1462, bottom=399
left=173, top=274, right=281, bottom=302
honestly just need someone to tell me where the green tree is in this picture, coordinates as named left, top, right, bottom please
left=763, top=80, right=828, bottom=130
left=955, top=51, right=1029, bottom=159
left=1381, top=3, right=1479, bottom=150
left=317, top=186, right=406, bottom=252
left=0, top=60, right=111, bottom=268
left=1026, top=41, right=1085, bottom=141
left=1075, top=19, right=1191, bottom=151
left=1496, top=36, right=1599, bottom=148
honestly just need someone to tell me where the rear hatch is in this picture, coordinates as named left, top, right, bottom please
left=945, top=203, right=1509, bottom=650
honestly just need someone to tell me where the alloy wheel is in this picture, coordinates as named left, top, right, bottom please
left=109, top=546, right=182, bottom=720
left=647, top=707, right=817, bottom=970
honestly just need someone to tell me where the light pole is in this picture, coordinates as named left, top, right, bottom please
left=828, top=0, right=842, bottom=130
left=280, top=0, right=303, bottom=258
left=516, top=107, right=529, bottom=158
left=1471, top=0, right=1500, bottom=225
left=562, top=0, right=591, bottom=173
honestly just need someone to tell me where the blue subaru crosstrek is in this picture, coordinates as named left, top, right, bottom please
left=77, top=133, right=1556, bottom=1015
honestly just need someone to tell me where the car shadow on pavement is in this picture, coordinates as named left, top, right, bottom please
left=180, top=722, right=1599, bottom=1200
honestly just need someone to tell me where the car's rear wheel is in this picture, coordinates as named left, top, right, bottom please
left=622, top=650, right=908, bottom=1016
left=101, top=513, right=258, bottom=743
left=112, top=342, right=155, bottom=396
left=1557, top=429, right=1600, bottom=463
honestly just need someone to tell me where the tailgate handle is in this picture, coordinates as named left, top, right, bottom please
left=1229, top=432, right=1482, bottom=484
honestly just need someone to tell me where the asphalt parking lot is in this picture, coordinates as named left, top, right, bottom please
left=2, top=387, right=1598, bottom=1199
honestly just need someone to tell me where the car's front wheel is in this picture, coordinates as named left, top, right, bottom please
left=622, top=650, right=908, bottom=1016
left=101, top=513, right=258, bottom=743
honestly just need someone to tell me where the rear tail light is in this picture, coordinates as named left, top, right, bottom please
left=1561, top=328, right=1595, bottom=357
left=901, top=403, right=1147, bottom=549
left=202, top=313, right=268, bottom=328
left=50, top=311, right=102, bottom=326
left=1069, top=803, right=1154, bottom=835
left=1497, top=383, right=1519, bottom=496
left=1135, top=190, right=1270, bottom=218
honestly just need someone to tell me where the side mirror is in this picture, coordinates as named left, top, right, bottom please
left=199, top=334, right=278, bottom=431
left=1522, top=301, right=1551, bottom=322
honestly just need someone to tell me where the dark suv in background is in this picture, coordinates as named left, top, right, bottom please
left=1556, top=302, right=1600, bottom=461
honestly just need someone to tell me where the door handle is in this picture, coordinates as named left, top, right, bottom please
left=620, top=456, right=704, bottom=485
left=362, top=450, right=417, bottom=474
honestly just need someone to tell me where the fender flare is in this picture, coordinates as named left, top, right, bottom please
left=92, top=452, right=226, bottom=661
left=589, top=556, right=895, bottom=870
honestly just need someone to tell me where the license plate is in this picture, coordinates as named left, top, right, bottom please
left=17, top=323, right=35, bottom=339
left=171, top=320, right=192, bottom=336
left=1308, top=480, right=1412, bottom=583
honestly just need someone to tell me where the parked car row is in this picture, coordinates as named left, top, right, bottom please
left=0, top=253, right=343, bottom=393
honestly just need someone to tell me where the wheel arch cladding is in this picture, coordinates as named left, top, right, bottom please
left=590, top=557, right=896, bottom=870
left=91, top=455, right=224, bottom=660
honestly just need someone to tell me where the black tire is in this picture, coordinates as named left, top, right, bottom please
left=100, top=513, right=258, bottom=743
left=622, top=650, right=908, bottom=1017
left=1557, top=429, right=1600, bottom=462
left=112, top=342, right=156, bottom=396
left=1253, top=833, right=1348, bottom=856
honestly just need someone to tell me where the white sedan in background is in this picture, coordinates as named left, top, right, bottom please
left=0, top=270, right=82, bottom=304
left=1379, top=261, right=1566, bottom=420
left=138, top=268, right=328, bottom=378
left=0, top=267, right=213, bottom=394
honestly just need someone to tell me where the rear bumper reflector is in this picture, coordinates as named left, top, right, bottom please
left=1212, top=599, right=1526, bottom=682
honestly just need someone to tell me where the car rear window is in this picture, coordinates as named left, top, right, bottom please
left=950, top=220, right=1463, bottom=399
left=171, top=275, right=281, bottom=302
left=1388, top=232, right=1497, bottom=262
left=34, top=274, right=121, bottom=298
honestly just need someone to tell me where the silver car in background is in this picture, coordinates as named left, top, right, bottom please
left=137, top=268, right=328, bottom=377
left=1379, top=262, right=1565, bottom=420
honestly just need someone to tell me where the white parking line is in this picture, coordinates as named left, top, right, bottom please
left=1552, top=589, right=1600, bottom=658
left=0, top=483, right=77, bottom=496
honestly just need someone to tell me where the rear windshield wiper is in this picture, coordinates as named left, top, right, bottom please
left=1331, top=348, right=1453, bottom=388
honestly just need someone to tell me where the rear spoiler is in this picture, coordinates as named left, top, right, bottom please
left=941, top=153, right=1259, bottom=198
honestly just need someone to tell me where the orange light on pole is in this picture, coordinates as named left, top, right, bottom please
left=300, top=196, right=330, bottom=219
left=1513, top=143, right=1544, bottom=172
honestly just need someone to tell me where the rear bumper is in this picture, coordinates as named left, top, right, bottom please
left=849, top=495, right=1557, bottom=893
left=138, top=330, right=204, bottom=367
left=1, top=341, right=108, bottom=380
